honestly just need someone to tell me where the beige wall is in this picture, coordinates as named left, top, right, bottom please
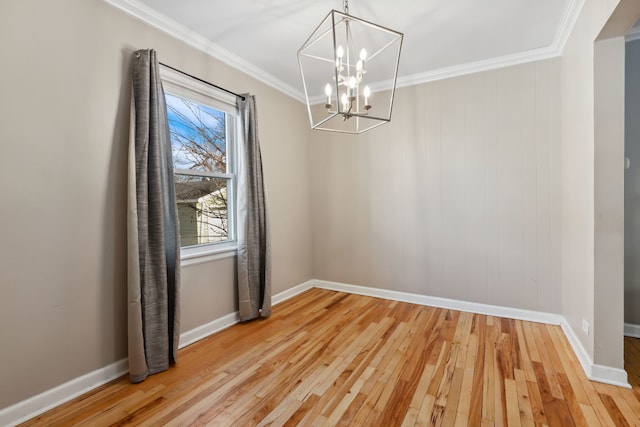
left=0, top=0, right=312, bottom=409
left=594, top=36, right=625, bottom=368
left=560, top=0, right=624, bottom=366
left=625, top=39, right=640, bottom=326
left=310, top=59, right=563, bottom=313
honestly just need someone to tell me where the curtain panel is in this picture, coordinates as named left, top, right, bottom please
left=127, top=49, right=181, bottom=383
left=237, top=95, right=271, bottom=321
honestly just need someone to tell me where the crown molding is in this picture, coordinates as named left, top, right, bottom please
left=395, top=46, right=558, bottom=89
left=550, top=0, right=586, bottom=54
left=102, top=0, right=306, bottom=102
left=104, top=0, right=584, bottom=103
left=627, top=25, right=640, bottom=42
left=395, top=0, right=584, bottom=89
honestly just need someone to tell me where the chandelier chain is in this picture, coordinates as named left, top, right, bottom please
left=344, top=0, right=349, bottom=15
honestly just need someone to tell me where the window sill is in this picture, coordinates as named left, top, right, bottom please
left=181, top=242, right=237, bottom=267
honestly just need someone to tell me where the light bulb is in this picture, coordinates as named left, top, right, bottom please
left=341, top=92, right=348, bottom=110
left=348, top=76, right=357, bottom=97
left=359, top=49, right=367, bottom=61
left=325, top=83, right=332, bottom=106
left=356, top=60, right=363, bottom=72
left=363, top=86, right=371, bottom=106
left=336, top=45, right=344, bottom=70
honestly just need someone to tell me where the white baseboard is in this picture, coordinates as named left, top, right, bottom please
left=591, top=364, right=631, bottom=388
left=560, top=319, right=631, bottom=388
left=181, top=280, right=315, bottom=349
left=180, top=280, right=316, bottom=349
left=0, top=280, right=315, bottom=427
left=272, top=280, right=315, bottom=305
left=3, top=278, right=632, bottom=426
left=312, top=279, right=563, bottom=325
left=179, top=312, right=240, bottom=349
left=0, top=358, right=129, bottom=427
left=560, top=319, right=594, bottom=381
left=624, top=323, right=640, bottom=338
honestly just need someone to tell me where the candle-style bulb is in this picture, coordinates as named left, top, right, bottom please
left=363, top=85, right=371, bottom=109
left=348, top=76, right=357, bottom=98
left=336, top=45, right=344, bottom=70
left=324, top=83, right=333, bottom=108
left=359, top=48, right=367, bottom=61
left=341, top=92, right=348, bottom=110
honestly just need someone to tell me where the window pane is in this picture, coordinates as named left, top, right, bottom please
left=166, top=93, right=227, bottom=173
left=175, top=174, right=229, bottom=246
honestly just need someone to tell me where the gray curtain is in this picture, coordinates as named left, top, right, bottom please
left=127, top=49, right=181, bottom=383
left=237, top=95, right=271, bottom=321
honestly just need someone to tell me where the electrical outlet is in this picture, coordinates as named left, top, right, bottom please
left=582, top=318, right=589, bottom=336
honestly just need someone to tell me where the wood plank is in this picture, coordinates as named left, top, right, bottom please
left=467, top=314, right=486, bottom=426
left=505, top=378, right=522, bottom=427
left=532, top=361, right=575, bottom=427
left=514, top=368, right=535, bottom=427
left=527, top=378, right=549, bottom=427
left=454, top=330, right=478, bottom=426
left=598, top=392, right=631, bottom=427
left=482, top=316, right=496, bottom=425
left=556, top=372, right=588, bottom=426
left=531, top=322, right=564, bottom=400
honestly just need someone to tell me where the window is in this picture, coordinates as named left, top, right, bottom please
left=160, top=66, right=238, bottom=262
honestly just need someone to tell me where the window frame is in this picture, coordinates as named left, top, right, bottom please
left=160, top=65, right=239, bottom=265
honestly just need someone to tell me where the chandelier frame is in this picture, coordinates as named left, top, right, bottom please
left=297, top=6, right=403, bottom=134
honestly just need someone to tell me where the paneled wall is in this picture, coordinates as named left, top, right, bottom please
left=310, top=59, right=562, bottom=313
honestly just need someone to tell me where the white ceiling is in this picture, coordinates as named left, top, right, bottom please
left=108, top=0, right=582, bottom=101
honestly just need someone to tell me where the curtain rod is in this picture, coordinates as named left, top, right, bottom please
left=159, top=62, right=246, bottom=101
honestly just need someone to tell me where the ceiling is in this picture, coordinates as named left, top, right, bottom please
left=109, top=0, right=583, bottom=101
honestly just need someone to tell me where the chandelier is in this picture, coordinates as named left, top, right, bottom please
left=297, top=0, right=403, bottom=134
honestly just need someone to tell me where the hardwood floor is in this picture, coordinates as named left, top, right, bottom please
left=20, top=289, right=640, bottom=426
